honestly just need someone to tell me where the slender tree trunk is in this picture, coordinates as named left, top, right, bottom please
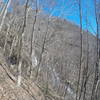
left=83, top=28, right=89, bottom=100
left=17, top=0, right=29, bottom=86
left=4, top=18, right=15, bottom=54
left=76, top=0, right=83, bottom=100
left=30, top=0, right=38, bottom=56
left=82, top=5, right=90, bottom=99
left=35, top=8, right=56, bottom=79
left=35, top=20, right=49, bottom=79
left=3, top=24, right=11, bottom=53
left=0, top=0, right=11, bottom=32
left=91, top=0, right=99, bottom=99
left=0, top=1, right=6, bottom=17
left=29, top=0, right=38, bottom=78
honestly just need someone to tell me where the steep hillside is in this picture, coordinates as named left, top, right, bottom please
left=0, top=8, right=99, bottom=100
left=0, top=48, right=45, bottom=100
left=26, top=17, right=97, bottom=100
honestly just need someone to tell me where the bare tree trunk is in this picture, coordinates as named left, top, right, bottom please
left=17, top=0, right=29, bottom=86
left=4, top=18, right=15, bottom=54
left=76, top=0, right=83, bottom=100
left=78, top=4, right=90, bottom=100
left=0, top=0, right=12, bottom=32
left=0, top=1, right=6, bottom=17
left=3, top=24, right=11, bottom=53
left=29, top=0, right=38, bottom=78
left=83, top=25, right=89, bottom=100
left=35, top=20, right=49, bottom=79
left=91, top=0, right=100, bottom=99
left=9, top=36, right=16, bottom=57
left=30, top=0, right=38, bottom=56
left=35, top=8, right=56, bottom=79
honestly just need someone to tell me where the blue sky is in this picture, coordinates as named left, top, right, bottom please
left=43, top=0, right=97, bottom=35
left=2, top=0, right=97, bottom=34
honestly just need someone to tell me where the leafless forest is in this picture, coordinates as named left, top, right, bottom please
left=0, top=0, right=100, bottom=100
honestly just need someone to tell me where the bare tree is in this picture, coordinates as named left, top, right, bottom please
left=28, top=0, right=57, bottom=78
left=83, top=12, right=89, bottom=100
left=17, top=0, right=29, bottom=86
left=76, top=0, right=83, bottom=100
left=91, top=0, right=100, bottom=100
left=0, top=0, right=12, bottom=32
left=29, top=0, right=38, bottom=78
left=0, top=0, right=5, bottom=14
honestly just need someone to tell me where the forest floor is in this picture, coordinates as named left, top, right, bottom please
left=0, top=47, right=64, bottom=100
left=0, top=48, right=45, bottom=100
